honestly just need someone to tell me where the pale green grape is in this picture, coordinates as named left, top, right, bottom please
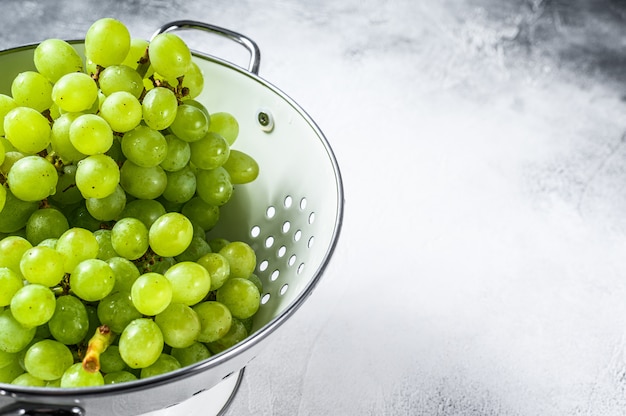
left=107, top=256, right=141, bottom=293
left=0, top=359, right=24, bottom=383
left=140, top=353, right=180, bottom=379
left=184, top=99, right=209, bottom=119
left=160, top=134, right=190, bottom=172
left=52, top=72, right=98, bottom=113
left=48, top=295, right=89, bottom=345
left=193, top=301, right=232, bottom=343
left=67, top=204, right=102, bottom=232
left=216, top=278, right=261, bottom=320
left=0, top=267, right=23, bottom=306
left=170, top=342, right=211, bottom=367
left=189, top=132, right=230, bottom=170
left=219, top=241, right=256, bottom=279
left=0, top=235, right=32, bottom=273
left=131, top=272, right=172, bottom=316
left=86, top=184, right=126, bottom=221
left=179, top=61, right=204, bottom=100
left=34, top=38, right=83, bottom=83
left=24, top=339, right=74, bottom=380
left=100, top=91, right=142, bottom=133
left=162, top=165, right=196, bottom=204
left=69, top=114, right=113, bottom=155
left=75, top=154, right=120, bottom=199
left=10, top=284, right=56, bottom=328
left=0, top=151, right=24, bottom=175
left=104, top=371, right=137, bottom=384
left=97, top=291, right=142, bottom=333
left=11, top=71, right=53, bottom=112
left=207, top=112, right=239, bottom=145
left=94, top=229, right=117, bottom=260
left=25, top=207, right=70, bottom=245
left=197, top=253, right=230, bottom=291
left=70, top=258, right=115, bottom=302
left=49, top=112, right=87, bottom=164
left=148, top=212, right=193, bottom=257
left=121, top=125, right=168, bottom=167
left=0, top=94, right=17, bottom=136
left=4, top=106, right=51, bottom=154
left=60, top=362, right=104, bottom=387
left=247, top=273, right=263, bottom=293
left=19, top=246, right=65, bottom=287
left=49, top=164, right=83, bottom=205
left=0, top=309, right=36, bottom=353
left=164, top=261, right=211, bottom=306
left=119, top=318, right=164, bottom=369
left=181, top=197, right=220, bottom=231
left=148, top=33, right=192, bottom=80
left=155, top=303, right=201, bottom=349
left=0, top=186, right=5, bottom=217
left=207, top=317, right=248, bottom=354
left=222, top=149, right=260, bottom=184
left=84, top=18, right=131, bottom=68
left=99, top=345, right=127, bottom=373
left=0, top=190, right=39, bottom=233
left=195, top=167, right=233, bottom=207
left=169, top=104, right=209, bottom=142
left=174, top=236, right=211, bottom=263
left=111, top=217, right=149, bottom=260
left=82, top=305, right=101, bottom=345
left=7, top=155, right=58, bottom=202
left=0, top=139, right=5, bottom=167
left=120, top=198, right=166, bottom=229
left=98, top=65, right=144, bottom=98
left=122, top=38, right=150, bottom=70
left=142, top=87, right=178, bottom=131
left=120, top=161, right=167, bottom=199
left=55, top=227, right=100, bottom=273
left=11, top=372, right=45, bottom=386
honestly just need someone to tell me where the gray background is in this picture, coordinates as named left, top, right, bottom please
left=3, top=0, right=626, bottom=415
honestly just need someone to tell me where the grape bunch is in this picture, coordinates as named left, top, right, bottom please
left=0, top=18, right=263, bottom=388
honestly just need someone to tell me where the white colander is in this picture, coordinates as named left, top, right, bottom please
left=0, top=20, right=344, bottom=416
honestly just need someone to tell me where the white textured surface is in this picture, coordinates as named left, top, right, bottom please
left=3, top=1, right=626, bottom=414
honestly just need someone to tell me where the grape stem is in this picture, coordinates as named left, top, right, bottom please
left=82, top=325, right=115, bottom=373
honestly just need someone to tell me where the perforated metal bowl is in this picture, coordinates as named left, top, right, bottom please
left=0, top=21, right=344, bottom=416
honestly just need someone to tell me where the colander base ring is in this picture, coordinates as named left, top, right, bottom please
left=139, top=368, right=244, bottom=416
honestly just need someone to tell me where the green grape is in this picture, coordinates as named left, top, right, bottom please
left=181, top=197, right=220, bottom=231
left=106, top=135, right=125, bottom=163
left=148, top=33, right=192, bottom=80
left=100, top=91, right=142, bottom=133
left=179, top=61, right=204, bottom=100
left=184, top=99, right=209, bottom=119
left=162, top=165, right=196, bottom=204
left=0, top=186, right=5, bottom=218
left=140, top=353, right=180, bottom=379
left=122, top=38, right=149, bottom=69
left=94, top=229, right=117, bottom=260
left=170, top=342, right=211, bottom=367
left=222, top=149, right=260, bottom=185
left=0, top=359, right=25, bottom=383
left=169, top=104, right=209, bottom=142
left=50, top=113, right=87, bottom=164
left=120, top=161, right=167, bottom=199
left=189, top=132, right=230, bottom=170
left=4, top=106, right=51, bottom=154
left=160, top=134, right=190, bottom=172
left=148, top=212, right=193, bottom=257
left=219, top=241, right=256, bottom=279
left=55, top=227, right=100, bottom=273
left=67, top=204, right=102, bottom=231
left=209, top=238, right=232, bottom=252
left=75, top=154, right=120, bottom=199
left=0, top=140, right=5, bottom=167
left=197, top=253, right=230, bottom=291
left=0, top=309, right=36, bottom=353
left=52, top=72, right=98, bottom=113
left=25, top=207, right=70, bottom=245
left=10, top=283, right=56, bottom=328
left=19, top=246, right=65, bottom=287
left=131, top=272, right=172, bottom=316
left=247, top=273, right=263, bottom=293
left=37, top=238, right=58, bottom=249
left=104, top=370, right=137, bottom=384
left=98, top=65, right=144, bottom=98
left=70, top=259, right=115, bottom=302
left=24, top=339, right=74, bottom=380
left=111, top=217, right=149, bottom=260
left=0, top=94, right=17, bottom=136
left=163, top=261, right=211, bottom=306
left=107, top=256, right=140, bottom=293
left=119, top=318, right=164, bottom=369
left=120, top=198, right=166, bottom=229
left=195, top=167, right=233, bottom=207
left=0, top=235, right=32, bottom=273
left=84, top=17, right=131, bottom=68
left=48, top=295, right=89, bottom=345
left=174, top=236, right=211, bottom=263
left=11, top=71, right=53, bottom=112
left=97, top=291, right=142, bottom=333
left=207, top=112, right=239, bottom=146
left=193, top=301, right=232, bottom=343
left=34, top=38, right=83, bottom=83
left=82, top=305, right=101, bottom=344
left=155, top=303, right=201, bottom=349
left=86, top=184, right=126, bottom=221
left=121, top=125, right=168, bottom=167
left=0, top=151, right=24, bottom=175
left=0, top=190, right=39, bottom=233
left=7, top=155, right=58, bottom=202
left=207, top=317, right=248, bottom=354
left=11, top=372, right=46, bottom=386
left=142, top=87, right=178, bottom=131
left=142, top=256, right=175, bottom=275
left=216, top=278, right=261, bottom=320
left=60, top=362, right=104, bottom=387
left=99, top=345, right=127, bottom=373
left=0, top=267, right=23, bottom=306
left=69, top=114, right=113, bottom=155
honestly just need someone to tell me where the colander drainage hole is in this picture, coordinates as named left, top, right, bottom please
left=261, top=293, right=271, bottom=304
left=259, top=260, right=269, bottom=272
left=300, top=197, right=307, bottom=210
left=294, top=230, right=302, bottom=242
left=282, top=221, right=291, bottom=233
left=270, top=269, right=280, bottom=281
left=250, top=225, right=261, bottom=238
left=284, top=195, right=293, bottom=208
left=266, top=206, right=276, bottom=219
left=288, top=254, right=296, bottom=266
left=277, top=245, right=286, bottom=258
left=308, top=212, right=315, bottom=224
left=280, top=284, right=289, bottom=295
left=265, top=236, right=274, bottom=248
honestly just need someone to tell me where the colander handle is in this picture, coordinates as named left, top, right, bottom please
left=151, top=20, right=261, bottom=75
left=0, top=403, right=84, bottom=416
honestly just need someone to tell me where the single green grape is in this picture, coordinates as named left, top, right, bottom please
left=50, top=164, right=83, bottom=206
left=3, top=106, right=51, bottom=154
left=119, top=161, right=167, bottom=200
left=119, top=199, right=166, bottom=229
left=195, top=167, right=233, bottom=207
left=197, top=252, right=230, bottom=291
left=148, top=33, right=192, bottom=80
left=155, top=303, right=201, bottom=349
left=94, top=229, right=118, bottom=260
left=0, top=267, right=23, bottom=307
left=160, top=134, right=190, bottom=172
left=140, top=353, right=181, bottom=379
left=131, top=272, right=173, bottom=316
left=148, top=212, right=193, bottom=257
left=99, top=345, right=127, bottom=374
left=70, top=258, right=115, bottom=302
left=86, top=184, right=126, bottom=221
left=193, top=301, right=232, bottom=343
left=121, top=125, right=168, bottom=167
left=75, top=154, right=120, bottom=199
left=100, top=91, right=142, bottom=133
left=107, top=256, right=141, bottom=293
left=0, top=94, right=18, bottom=136
left=11, top=372, right=46, bottom=387
left=7, top=155, right=58, bottom=202
left=216, top=278, right=261, bottom=320
left=142, top=87, right=178, bottom=131
left=222, top=149, right=260, bottom=185
left=111, top=217, right=149, bottom=261
left=0, top=359, right=25, bottom=383
left=0, top=235, right=32, bottom=273
left=34, top=38, right=83, bottom=83
left=174, top=235, right=212, bottom=263
left=162, top=165, right=196, bottom=204
left=206, top=317, right=248, bottom=354
left=84, top=17, right=131, bottom=68
left=48, top=295, right=90, bottom=345
left=69, top=114, right=113, bottom=155
left=11, top=71, right=53, bottom=112
left=164, top=261, right=211, bottom=306
left=25, top=207, right=70, bottom=245
left=219, top=241, right=257, bottom=279
left=121, top=37, right=150, bottom=70
left=103, top=370, right=137, bottom=384
left=0, top=189, right=39, bottom=234
left=52, top=72, right=98, bottom=113
left=19, top=246, right=65, bottom=287
left=189, top=132, right=230, bottom=170
left=207, top=112, right=239, bottom=145
left=0, top=309, right=36, bottom=353
left=10, top=283, right=56, bottom=328
left=170, top=342, right=211, bottom=367
left=119, top=318, right=164, bottom=369
left=98, top=65, right=144, bottom=98
left=55, top=227, right=100, bottom=273
left=97, top=291, right=142, bottom=333
left=60, top=362, right=104, bottom=387
left=49, top=112, right=87, bottom=164
left=66, top=204, right=102, bottom=232
left=181, top=197, right=220, bottom=231
left=169, top=104, right=209, bottom=143
left=24, top=339, right=74, bottom=381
